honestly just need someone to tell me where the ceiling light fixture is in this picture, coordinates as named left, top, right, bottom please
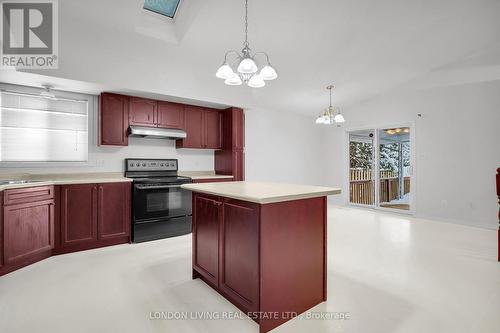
left=386, top=128, right=410, bottom=135
left=315, top=85, right=345, bottom=125
left=215, top=0, right=278, bottom=88
left=40, top=85, right=56, bottom=99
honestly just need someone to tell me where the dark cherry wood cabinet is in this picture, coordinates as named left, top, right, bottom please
left=192, top=192, right=327, bottom=333
left=3, top=200, right=54, bottom=264
left=205, top=109, right=222, bottom=149
left=177, top=106, right=222, bottom=150
left=192, top=194, right=221, bottom=287
left=157, top=101, right=184, bottom=129
left=0, top=192, right=3, bottom=269
left=1, top=187, right=54, bottom=272
left=215, top=107, right=245, bottom=180
left=192, top=194, right=259, bottom=313
left=129, top=97, right=157, bottom=127
left=98, top=182, right=130, bottom=240
left=59, top=182, right=131, bottom=253
left=496, top=168, right=499, bottom=262
left=99, top=92, right=231, bottom=152
left=219, top=199, right=260, bottom=313
left=178, top=106, right=204, bottom=148
left=100, top=93, right=129, bottom=146
left=232, top=149, right=245, bottom=181
left=60, top=184, right=97, bottom=247
left=1, top=182, right=132, bottom=277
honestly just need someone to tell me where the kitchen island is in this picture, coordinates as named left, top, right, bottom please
left=181, top=181, right=341, bottom=333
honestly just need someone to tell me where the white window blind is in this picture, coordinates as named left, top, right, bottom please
left=0, top=90, right=89, bottom=162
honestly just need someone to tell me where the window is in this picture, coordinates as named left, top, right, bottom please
left=143, top=0, right=181, bottom=18
left=0, top=90, right=89, bottom=162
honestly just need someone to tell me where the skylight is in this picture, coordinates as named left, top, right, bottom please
left=143, top=0, right=181, bottom=19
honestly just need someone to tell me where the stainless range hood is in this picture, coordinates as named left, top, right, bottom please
left=128, top=126, right=187, bottom=140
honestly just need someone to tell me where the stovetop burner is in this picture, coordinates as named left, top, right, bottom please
left=125, top=158, right=191, bottom=183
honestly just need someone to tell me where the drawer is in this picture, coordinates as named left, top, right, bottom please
left=4, top=186, right=55, bottom=206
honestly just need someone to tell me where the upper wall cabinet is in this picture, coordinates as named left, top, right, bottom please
left=100, top=93, right=129, bottom=146
left=205, top=109, right=222, bottom=149
left=129, top=97, right=157, bottom=127
left=157, top=101, right=184, bottom=129
left=177, top=106, right=222, bottom=150
left=99, top=92, right=224, bottom=149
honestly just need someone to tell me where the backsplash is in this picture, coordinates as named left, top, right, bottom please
left=0, top=137, right=214, bottom=174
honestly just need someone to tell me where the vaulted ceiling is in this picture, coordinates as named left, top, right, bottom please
left=2, top=0, right=499, bottom=114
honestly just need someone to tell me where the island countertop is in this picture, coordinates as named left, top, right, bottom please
left=181, top=181, right=341, bottom=204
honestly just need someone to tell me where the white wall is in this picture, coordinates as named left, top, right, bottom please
left=324, top=80, right=500, bottom=229
left=245, top=107, right=325, bottom=186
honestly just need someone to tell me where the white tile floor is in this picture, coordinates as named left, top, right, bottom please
left=1, top=205, right=499, bottom=333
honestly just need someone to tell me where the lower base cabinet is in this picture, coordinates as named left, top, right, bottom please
left=1, top=187, right=54, bottom=274
left=0, top=192, right=3, bottom=269
left=59, top=182, right=131, bottom=252
left=192, top=192, right=327, bottom=333
left=0, top=182, right=131, bottom=277
left=193, top=193, right=259, bottom=313
left=60, top=184, right=97, bottom=246
left=4, top=200, right=55, bottom=264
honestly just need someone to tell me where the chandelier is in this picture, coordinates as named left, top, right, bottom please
left=315, top=85, right=345, bottom=125
left=215, top=0, right=278, bottom=88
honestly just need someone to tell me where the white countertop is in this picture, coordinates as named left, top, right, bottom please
left=0, top=172, right=132, bottom=191
left=181, top=181, right=341, bottom=204
left=178, top=171, right=234, bottom=180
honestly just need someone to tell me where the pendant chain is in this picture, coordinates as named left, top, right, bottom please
left=244, top=0, right=249, bottom=47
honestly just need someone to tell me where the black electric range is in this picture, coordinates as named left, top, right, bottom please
left=125, top=158, right=192, bottom=243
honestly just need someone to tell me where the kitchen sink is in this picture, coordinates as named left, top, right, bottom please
left=0, top=180, right=43, bottom=185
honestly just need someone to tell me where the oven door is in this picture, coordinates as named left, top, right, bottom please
left=133, top=184, right=192, bottom=222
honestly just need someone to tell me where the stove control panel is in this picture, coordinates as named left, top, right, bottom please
left=125, top=159, right=178, bottom=172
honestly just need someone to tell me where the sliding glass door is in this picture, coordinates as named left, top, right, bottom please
left=377, top=127, right=411, bottom=211
left=349, top=130, right=375, bottom=207
left=348, top=126, right=413, bottom=213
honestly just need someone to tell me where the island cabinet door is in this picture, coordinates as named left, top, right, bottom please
left=219, top=199, right=260, bottom=313
left=193, top=194, right=222, bottom=287
left=0, top=193, right=3, bottom=269
left=60, top=184, right=98, bottom=247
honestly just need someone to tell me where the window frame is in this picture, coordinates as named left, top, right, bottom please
left=143, top=0, right=182, bottom=19
left=0, top=83, right=96, bottom=168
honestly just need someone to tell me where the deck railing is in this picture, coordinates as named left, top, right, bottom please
left=349, top=168, right=410, bottom=205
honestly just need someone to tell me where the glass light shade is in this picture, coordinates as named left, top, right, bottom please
left=248, top=74, right=266, bottom=88
left=260, top=65, right=278, bottom=80
left=224, top=74, right=243, bottom=86
left=237, top=57, right=258, bottom=74
left=216, top=64, right=234, bottom=79
left=334, top=113, right=345, bottom=123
